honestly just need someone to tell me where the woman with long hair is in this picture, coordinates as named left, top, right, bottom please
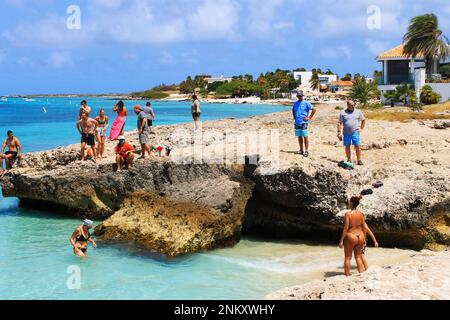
left=109, top=101, right=128, bottom=141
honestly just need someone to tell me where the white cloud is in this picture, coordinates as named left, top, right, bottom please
left=248, top=0, right=286, bottom=37
left=273, top=22, right=294, bottom=31
left=18, top=56, right=36, bottom=67
left=321, top=45, right=352, bottom=60
left=159, top=52, right=173, bottom=65
left=47, top=51, right=74, bottom=68
left=0, top=50, right=6, bottom=64
left=188, top=0, right=240, bottom=40
left=365, top=39, right=391, bottom=56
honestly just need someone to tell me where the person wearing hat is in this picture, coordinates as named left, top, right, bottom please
left=114, top=135, right=135, bottom=172
left=70, top=219, right=97, bottom=257
left=292, top=91, right=316, bottom=157
left=337, top=97, right=366, bottom=165
left=134, top=105, right=152, bottom=159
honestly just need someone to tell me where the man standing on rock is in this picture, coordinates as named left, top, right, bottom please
left=292, top=91, right=316, bottom=157
left=338, top=98, right=366, bottom=165
left=77, top=112, right=99, bottom=162
left=134, top=105, right=152, bottom=159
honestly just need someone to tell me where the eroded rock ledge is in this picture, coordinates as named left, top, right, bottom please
left=1, top=106, right=449, bottom=255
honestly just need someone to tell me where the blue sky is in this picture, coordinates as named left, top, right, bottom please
left=1, top=0, right=449, bottom=95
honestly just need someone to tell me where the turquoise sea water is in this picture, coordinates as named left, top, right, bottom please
left=0, top=98, right=412, bottom=300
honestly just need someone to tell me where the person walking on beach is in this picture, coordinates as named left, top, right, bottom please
left=339, top=196, right=377, bottom=276
left=70, top=219, right=97, bottom=258
left=144, top=102, right=156, bottom=134
left=0, top=130, right=22, bottom=173
left=95, top=109, right=109, bottom=159
left=77, top=112, right=98, bottom=161
left=109, top=101, right=128, bottom=141
left=134, top=105, right=152, bottom=159
left=79, top=100, right=92, bottom=120
left=192, top=95, right=201, bottom=131
left=337, top=98, right=366, bottom=165
left=292, top=91, right=316, bottom=157
left=115, top=136, right=135, bottom=172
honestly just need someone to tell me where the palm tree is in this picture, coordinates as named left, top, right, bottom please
left=349, top=78, right=377, bottom=104
left=310, top=72, right=320, bottom=91
left=403, top=14, right=450, bottom=75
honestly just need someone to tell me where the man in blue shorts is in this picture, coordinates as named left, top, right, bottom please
left=338, top=98, right=366, bottom=165
left=292, top=91, right=316, bottom=157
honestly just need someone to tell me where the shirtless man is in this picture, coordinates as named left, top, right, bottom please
left=1, top=130, right=22, bottom=173
left=79, top=100, right=92, bottom=120
left=77, top=112, right=98, bottom=161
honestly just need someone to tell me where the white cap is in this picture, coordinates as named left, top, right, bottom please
left=83, top=219, right=93, bottom=227
left=118, top=136, right=125, bottom=141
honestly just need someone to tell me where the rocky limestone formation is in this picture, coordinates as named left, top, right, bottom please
left=1, top=104, right=449, bottom=255
left=266, top=250, right=450, bottom=300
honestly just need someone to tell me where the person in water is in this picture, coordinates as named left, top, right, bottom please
left=134, top=105, right=152, bottom=159
left=109, top=101, right=128, bottom=141
left=77, top=112, right=99, bottom=161
left=115, top=136, right=135, bottom=172
left=70, top=219, right=97, bottom=257
left=79, top=100, right=92, bottom=120
left=191, top=95, right=201, bottom=131
left=1, top=130, right=23, bottom=173
left=339, top=196, right=378, bottom=276
left=95, top=109, right=109, bottom=159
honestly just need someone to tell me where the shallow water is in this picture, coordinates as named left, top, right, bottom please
left=0, top=98, right=414, bottom=300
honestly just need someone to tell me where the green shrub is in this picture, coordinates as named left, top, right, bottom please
left=420, top=85, right=442, bottom=105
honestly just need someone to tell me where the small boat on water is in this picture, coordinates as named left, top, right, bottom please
left=24, top=98, right=36, bottom=102
left=0, top=97, right=7, bottom=102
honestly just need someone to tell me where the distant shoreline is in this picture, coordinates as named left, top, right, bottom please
left=0, top=94, right=348, bottom=106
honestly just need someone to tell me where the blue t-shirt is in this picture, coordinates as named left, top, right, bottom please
left=292, top=100, right=314, bottom=126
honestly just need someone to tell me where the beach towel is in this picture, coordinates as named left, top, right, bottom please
left=109, top=116, right=126, bottom=140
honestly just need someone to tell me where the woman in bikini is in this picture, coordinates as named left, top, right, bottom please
left=95, top=109, right=109, bottom=159
left=70, top=219, right=97, bottom=258
left=339, top=196, right=377, bottom=276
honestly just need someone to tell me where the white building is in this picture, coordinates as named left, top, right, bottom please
left=292, top=71, right=314, bottom=92
left=206, top=74, right=233, bottom=84
left=376, top=44, right=450, bottom=103
left=318, top=74, right=338, bottom=84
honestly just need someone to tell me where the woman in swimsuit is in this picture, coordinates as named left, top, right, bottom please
left=95, top=109, right=109, bottom=159
left=70, top=219, right=97, bottom=258
left=339, top=196, right=377, bottom=276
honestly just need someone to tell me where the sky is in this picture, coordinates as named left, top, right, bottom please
left=0, top=0, right=449, bottom=95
